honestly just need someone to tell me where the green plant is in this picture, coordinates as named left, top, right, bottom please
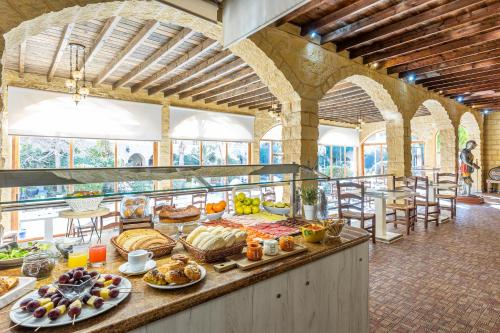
left=301, top=187, right=318, bottom=205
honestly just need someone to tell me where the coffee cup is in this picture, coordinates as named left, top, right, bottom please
left=127, top=249, right=153, bottom=272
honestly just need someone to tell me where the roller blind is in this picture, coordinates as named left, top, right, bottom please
left=7, top=87, right=162, bottom=141
left=318, top=125, right=359, bottom=147
left=169, top=106, right=254, bottom=142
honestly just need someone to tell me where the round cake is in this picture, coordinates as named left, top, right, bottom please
left=159, top=205, right=201, bottom=223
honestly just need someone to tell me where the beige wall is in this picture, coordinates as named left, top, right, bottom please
left=484, top=112, right=500, bottom=177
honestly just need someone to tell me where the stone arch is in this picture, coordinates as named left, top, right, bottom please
left=460, top=111, right=482, bottom=192
left=411, top=99, right=456, bottom=174
left=321, top=75, right=406, bottom=175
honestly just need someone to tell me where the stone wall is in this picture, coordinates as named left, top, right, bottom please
left=483, top=113, right=499, bottom=185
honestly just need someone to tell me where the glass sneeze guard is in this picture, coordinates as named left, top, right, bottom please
left=0, top=164, right=328, bottom=211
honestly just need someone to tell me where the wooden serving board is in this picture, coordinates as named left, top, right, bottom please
left=213, top=244, right=308, bottom=272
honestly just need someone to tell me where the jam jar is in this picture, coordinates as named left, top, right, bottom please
left=246, top=242, right=263, bottom=261
left=22, top=252, right=56, bottom=279
left=279, top=236, right=295, bottom=251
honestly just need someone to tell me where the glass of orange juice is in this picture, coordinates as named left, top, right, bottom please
left=68, top=245, right=88, bottom=268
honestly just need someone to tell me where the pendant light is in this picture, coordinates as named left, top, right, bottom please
left=65, top=43, right=89, bottom=105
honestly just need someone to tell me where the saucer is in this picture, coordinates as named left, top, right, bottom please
left=119, top=259, right=156, bottom=275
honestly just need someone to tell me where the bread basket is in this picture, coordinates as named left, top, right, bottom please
left=111, top=230, right=176, bottom=260
left=178, top=236, right=245, bottom=263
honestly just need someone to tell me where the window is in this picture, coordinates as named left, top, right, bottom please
left=259, top=140, right=283, bottom=182
left=172, top=140, right=200, bottom=166
left=458, top=125, right=469, bottom=150
left=117, top=140, right=154, bottom=167
left=227, top=142, right=249, bottom=165
left=317, top=145, right=356, bottom=178
left=202, top=141, right=226, bottom=166
left=73, top=139, right=115, bottom=168
left=411, top=143, right=425, bottom=169
left=362, top=131, right=387, bottom=175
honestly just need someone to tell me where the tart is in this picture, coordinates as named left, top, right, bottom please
left=158, top=205, right=201, bottom=223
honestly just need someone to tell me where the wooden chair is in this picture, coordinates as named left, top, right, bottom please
left=191, top=192, right=207, bottom=210
left=336, top=181, right=376, bottom=243
left=386, top=176, right=417, bottom=235
left=413, top=176, right=440, bottom=228
left=153, top=195, right=173, bottom=207
left=435, top=173, right=458, bottom=218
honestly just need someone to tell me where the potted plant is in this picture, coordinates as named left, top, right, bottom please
left=301, top=186, right=318, bottom=220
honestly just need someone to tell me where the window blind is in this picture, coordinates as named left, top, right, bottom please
left=318, top=125, right=359, bottom=147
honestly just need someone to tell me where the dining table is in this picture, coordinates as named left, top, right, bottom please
left=365, top=188, right=416, bottom=244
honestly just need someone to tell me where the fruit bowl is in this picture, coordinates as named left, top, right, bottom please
left=205, top=211, right=224, bottom=221
left=300, top=224, right=326, bottom=243
left=263, top=205, right=290, bottom=216
left=53, top=270, right=99, bottom=301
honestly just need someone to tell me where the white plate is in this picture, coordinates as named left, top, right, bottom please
left=9, top=275, right=131, bottom=328
left=145, top=265, right=206, bottom=290
left=119, top=260, right=156, bottom=275
left=0, top=277, right=36, bottom=309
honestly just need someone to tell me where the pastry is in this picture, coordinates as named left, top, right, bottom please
left=165, top=269, right=190, bottom=285
left=186, top=227, right=247, bottom=250
left=158, top=205, right=201, bottom=223
left=159, top=260, right=186, bottom=273
left=0, top=277, right=18, bottom=296
left=134, top=206, right=145, bottom=217
left=171, top=254, right=189, bottom=264
left=115, top=229, right=170, bottom=251
left=184, top=264, right=201, bottom=281
left=123, top=208, right=134, bottom=219
left=124, top=199, right=135, bottom=207
left=143, top=269, right=167, bottom=285
left=186, top=226, right=207, bottom=244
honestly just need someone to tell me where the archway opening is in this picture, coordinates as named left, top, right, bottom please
left=459, top=112, right=482, bottom=192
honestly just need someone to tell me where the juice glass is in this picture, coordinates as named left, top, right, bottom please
left=68, top=245, right=88, bottom=268
left=89, top=245, right=107, bottom=267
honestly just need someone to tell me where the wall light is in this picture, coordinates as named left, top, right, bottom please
left=483, top=109, right=490, bottom=115
left=456, top=96, right=464, bottom=103
left=407, top=74, right=416, bottom=83
left=310, top=31, right=318, bottom=38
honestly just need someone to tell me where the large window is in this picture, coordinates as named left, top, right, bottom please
left=458, top=125, right=469, bottom=149
left=259, top=140, right=283, bottom=165
left=411, top=135, right=425, bottom=169
left=362, top=131, right=387, bottom=175
left=318, top=145, right=356, bottom=178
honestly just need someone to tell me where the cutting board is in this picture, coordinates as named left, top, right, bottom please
left=213, top=244, right=308, bottom=272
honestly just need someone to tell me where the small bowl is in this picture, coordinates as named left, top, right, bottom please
left=300, top=224, right=326, bottom=243
left=205, top=211, right=224, bottom=221
left=263, top=205, right=290, bottom=216
left=323, top=218, right=346, bottom=239
left=55, top=237, right=83, bottom=259
left=53, top=274, right=99, bottom=301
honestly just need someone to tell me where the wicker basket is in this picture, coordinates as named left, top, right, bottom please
left=178, top=236, right=245, bottom=263
left=65, top=197, right=103, bottom=212
left=111, top=230, right=176, bottom=260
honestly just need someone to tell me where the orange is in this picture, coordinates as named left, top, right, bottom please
left=206, top=203, right=213, bottom=211
left=219, top=200, right=226, bottom=209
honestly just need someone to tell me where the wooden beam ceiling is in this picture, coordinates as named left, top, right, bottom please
left=95, top=20, right=160, bottom=85
left=281, top=0, right=500, bottom=112
left=18, top=41, right=26, bottom=78
left=47, top=23, right=74, bottom=82
left=85, top=16, right=121, bottom=67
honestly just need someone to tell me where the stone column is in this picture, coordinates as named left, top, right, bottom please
left=281, top=98, right=319, bottom=168
left=439, top=127, right=457, bottom=174
left=158, top=103, right=171, bottom=167
left=386, top=118, right=411, bottom=176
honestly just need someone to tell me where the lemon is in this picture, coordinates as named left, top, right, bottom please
left=252, top=198, right=260, bottom=206
left=236, top=207, right=244, bottom=215
left=251, top=206, right=260, bottom=214
left=237, top=193, right=246, bottom=202
left=243, top=206, right=252, bottom=215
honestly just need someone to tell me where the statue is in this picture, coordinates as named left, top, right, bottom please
left=459, top=140, right=480, bottom=196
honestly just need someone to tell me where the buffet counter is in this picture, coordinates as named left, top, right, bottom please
left=0, top=225, right=370, bottom=333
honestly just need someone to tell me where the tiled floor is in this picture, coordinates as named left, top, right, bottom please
left=369, top=196, right=500, bottom=332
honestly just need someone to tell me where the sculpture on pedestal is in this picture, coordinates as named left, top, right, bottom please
left=459, top=140, right=480, bottom=196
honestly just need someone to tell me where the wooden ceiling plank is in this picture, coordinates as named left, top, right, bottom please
left=193, top=75, right=261, bottom=101
left=321, top=0, right=437, bottom=44
left=205, top=81, right=265, bottom=103
left=240, top=95, right=275, bottom=108
left=227, top=90, right=272, bottom=107
left=217, top=87, right=269, bottom=105
left=19, top=41, right=26, bottom=78
left=113, top=27, right=194, bottom=89
left=382, top=29, right=500, bottom=69
left=95, top=20, right=159, bottom=85
left=249, top=100, right=277, bottom=109
left=179, top=67, right=253, bottom=100
left=443, top=82, right=500, bottom=95
left=388, top=39, right=500, bottom=74
left=301, top=0, right=382, bottom=37
left=435, top=77, right=500, bottom=91
left=424, top=70, right=500, bottom=89
left=85, top=16, right=121, bottom=67
left=132, top=37, right=219, bottom=93
left=47, top=23, right=75, bottom=82
left=364, top=17, right=499, bottom=64
left=148, top=49, right=233, bottom=95
left=415, top=64, right=500, bottom=84
left=352, top=3, right=500, bottom=59
left=414, top=58, right=500, bottom=81
left=276, top=0, right=329, bottom=26
left=340, top=0, right=482, bottom=52
left=162, top=58, right=246, bottom=97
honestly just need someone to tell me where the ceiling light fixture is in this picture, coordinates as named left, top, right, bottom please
left=456, top=96, right=464, bottom=103
left=310, top=31, right=318, bottom=38
left=483, top=109, right=490, bottom=115
left=66, top=43, right=89, bottom=106
left=407, top=74, right=416, bottom=83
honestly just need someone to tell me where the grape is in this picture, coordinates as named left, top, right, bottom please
left=58, top=298, right=70, bottom=307
left=75, top=267, right=85, bottom=271
left=44, top=292, right=55, bottom=298
left=109, top=289, right=120, bottom=299
left=91, top=288, right=101, bottom=296
left=81, top=270, right=88, bottom=276
left=94, top=281, right=104, bottom=288
left=52, top=297, right=62, bottom=306
left=93, top=297, right=104, bottom=309
left=82, top=274, right=91, bottom=282
left=73, top=270, right=84, bottom=280
left=81, top=293, right=91, bottom=304
left=26, top=300, right=41, bottom=312
left=112, top=276, right=122, bottom=286
left=68, top=278, right=75, bottom=285
left=50, top=294, right=61, bottom=303
left=107, top=285, right=117, bottom=290
left=58, top=273, right=70, bottom=284
left=75, top=280, right=82, bottom=286
left=103, top=274, right=113, bottom=281
left=47, top=309, right=60, bottom=321
left=89, top=271, right=99, bottom=278
left=33, top=307, right=46, bottom=318
left=37, top=285, right=49, bottom=297
left=67, top=306, right=81, bottom=318
left=67, top=271, right=74, bottom=278
left=20, top=298, right=33, bottom=310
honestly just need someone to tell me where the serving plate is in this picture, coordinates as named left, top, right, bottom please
left=263, top=206, right=290, bottom=216
left=0, top=277, right=37, bottom=309
left=145, top=265, right=206, bottom=290
left=0, top=257, right=24, bottom=268
left=9, top=275, right=131, bottom=328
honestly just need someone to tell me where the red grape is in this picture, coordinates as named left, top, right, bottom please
left=89, top=271, right=99, bottom=277
left=91, top=288, right=101, bottom=296
left=47, top=308, right=60, bottom=321
left=103, top=274, right=113, bottom=281
left=94, top=281, right=104, bottom=288
left=68, top=278, right=75, bottom=285
left=51, top=296, right=61, bottom=305
left=93, top=297, right=104, bottom=309
left=58, top=298, right=70, bottom=307
left=109, top=289, right=120, bottom=299
left=58, top=273, right=70, bottom=284
left=73, top=270, right=84, bottom=280
left=67, top=306, right=81, bottom=318
left=33, top=307, right=46, bottom=318
left=75, top=267, right=85, bottom=271
left=26, top=300, right=41, bottom=312
left=20, top=298, right=32, bottom=310
left=82, top=293, right=91, bottom=304
left=37, top=285, right=49, bottom=297
left=112, top=276, right=122, bottom=286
